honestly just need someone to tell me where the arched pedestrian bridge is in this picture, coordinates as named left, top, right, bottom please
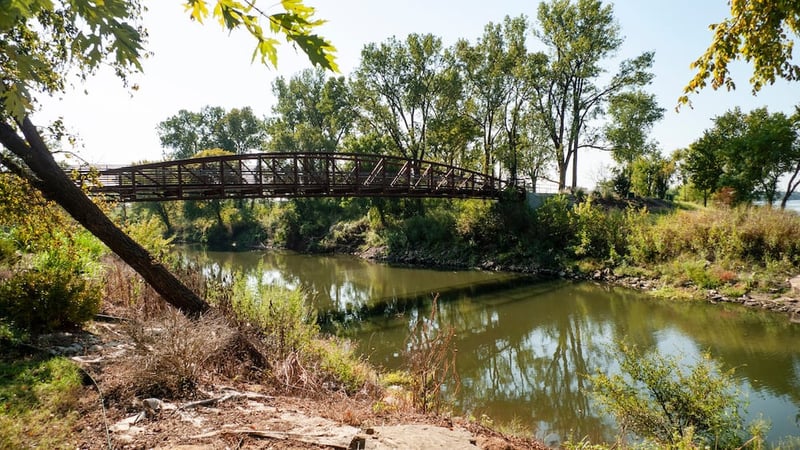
left=80, top=152, right=522, bottom=202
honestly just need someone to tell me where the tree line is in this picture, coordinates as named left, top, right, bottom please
left=158, top=0, right=661, bottom=193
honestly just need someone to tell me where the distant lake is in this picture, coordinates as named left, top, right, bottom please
left=786, top=199, right=800, bottom=213
left=755, top=199, right=800, bottom=212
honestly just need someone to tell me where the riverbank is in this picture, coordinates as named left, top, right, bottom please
left=2, top=312, right=547, bottom=449
left=351, top=240, right=800, bottom=323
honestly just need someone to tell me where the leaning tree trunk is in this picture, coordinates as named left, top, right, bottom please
left=0, top=117, right=209, bottom=316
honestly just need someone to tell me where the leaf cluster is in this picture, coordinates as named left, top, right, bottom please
left=590, top=343, right=746, bottom=448
left=681, top=0, right=800, bottom=104
left=1, top=0, right=146, bottom=119
left=184, top=0, right=337, bottom=71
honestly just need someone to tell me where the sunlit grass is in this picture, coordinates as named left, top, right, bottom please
left=0, top=353, right=83, bottom=449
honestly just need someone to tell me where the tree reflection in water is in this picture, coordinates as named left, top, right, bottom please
left=182, top=247, right=800, bottom=445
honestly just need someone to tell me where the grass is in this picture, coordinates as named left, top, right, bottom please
left=0, top=349, right=83, bottom=449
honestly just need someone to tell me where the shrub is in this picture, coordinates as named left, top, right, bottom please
left=533, top=195, right=576, bottom=254
left=404, top=297, right=458, bottom=413
left=590, top=342, right=757, bottom=449
left=231, top=271, right=317, bottom=360
left=0, top=268, right=101, bottom=332
left=0, top=236, right=103, bottom=333
left=400, top=210, right=455, bottom=249
left=570, top=200, right=633, bottom=262
left=123, top=310, right=235, bottom=398
left=225, top=267, right=376, bottom=394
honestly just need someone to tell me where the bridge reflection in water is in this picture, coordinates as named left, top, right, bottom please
left=80, top=152, right=521, bottom=202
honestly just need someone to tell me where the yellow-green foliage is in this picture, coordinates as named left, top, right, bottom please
left=0, top=231, right=103, bottom=332
left=124, top=215, right=175, bottom=264
left=590, top=343, right=757, bottom=449
left=0, top=356, right=82, bottom=449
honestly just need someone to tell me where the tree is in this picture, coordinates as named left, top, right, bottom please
left=352, top=34, right=454, bottom=165
left=214, top=107, right=267, bottom=154
left=453, top=17, right=526, bottom=176
left=604, top=90, right=665, bottom=193
left=530, top=0, right=655, bottom=191
left=0, top=0, right=335, bottom=316
left=782, top=106, right=800, bottom=209
left=591, top=343, right=748, bottom=448
left=630, top=153, right=675, bottom=199
left=683, top=141, right=722, bottom=207
left=158, top=106, right=266, bottom=159
left=516, top=111, right=554, bottom=192
left=605, top=91, right=665, bottom=167
left=266, top=68, right=355, bottom=153
left=681, top=1, right=800, bottom=104
left=682, top=107, right=798, bottom=206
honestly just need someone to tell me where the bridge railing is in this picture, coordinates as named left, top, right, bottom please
left=80, top=152, right=519, bottom=202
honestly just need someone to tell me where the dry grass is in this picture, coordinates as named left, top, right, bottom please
left=101, top=255, right=215, bottom=320
left=116, top=309, right=236, bottom=399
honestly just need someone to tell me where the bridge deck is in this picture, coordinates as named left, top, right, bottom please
left=80, top=152, right=520, bottom=202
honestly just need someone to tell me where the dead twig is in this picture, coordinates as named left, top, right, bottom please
left=176, top=390, right=273, bottom=412
left=190, top=429, right=353, bottom=450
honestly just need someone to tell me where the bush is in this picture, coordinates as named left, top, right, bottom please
left=231, top=273, right=317, bottom=360
left=590, top=342, right=758, bottom=449
left=627, top=207, right=800, bottom=267
left=223, top=265, right=375, bottom=394
left=570, top=200, right=635, bottom=262
left=533, top=195, right=576, bottom=254
left=0, top=236, right=103, bottom=333
left=0, top=268, right=101, bottom=332
left=123, top=310, right=235, bottom=398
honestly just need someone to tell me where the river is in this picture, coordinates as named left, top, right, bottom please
left=185, top=247, right=800, bottom=445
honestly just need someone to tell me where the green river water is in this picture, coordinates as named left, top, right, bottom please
left=185, top=247, right=800, bottom=445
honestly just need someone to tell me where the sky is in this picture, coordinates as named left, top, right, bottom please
left=34, top=0, right=799, bottom=189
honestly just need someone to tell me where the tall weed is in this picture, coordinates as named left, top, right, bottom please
left=404, top=297, right=459, bottom=413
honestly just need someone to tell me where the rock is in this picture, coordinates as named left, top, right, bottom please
left=790, top=275, right=800, bottom=295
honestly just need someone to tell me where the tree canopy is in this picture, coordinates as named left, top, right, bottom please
left=531, top=0, right=655, bottom=190
left=683, top=107, right=799, bottom=207
left=158, top=106, right=266, bottom=159
left=681, top=1, right=800, bottom=104
left=1, top=0, right=337, bottom=121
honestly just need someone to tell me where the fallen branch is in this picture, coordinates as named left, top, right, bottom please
left=190, top=429, right=354, bottom=450
left=176, top=390, right=273, bottom=411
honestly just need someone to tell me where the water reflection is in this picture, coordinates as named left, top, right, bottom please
left=345, top=282, right=800, bottom=444
left=184, top=247, right=800, bottom=444
left=183, top=246, right=522, bottom=318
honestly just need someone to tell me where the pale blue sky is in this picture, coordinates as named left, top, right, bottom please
left=35, top=1, right=799, bottom=188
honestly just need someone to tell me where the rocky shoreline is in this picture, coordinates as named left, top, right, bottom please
left=358, top=246, right=800, bottom=324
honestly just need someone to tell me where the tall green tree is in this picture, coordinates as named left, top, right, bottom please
left=215, top=107, right=267, bottom=154
left=530, top=0, right=655, bottom=191
left=604, top=90, right=665, bottom=193
left=630, top=153, right=675, bottom=199
left=352, top=33, right=455, bottom=165
left=681, top=0, right=799, bottom=104
left=605, top=91, right=665, bottom=167
left=0, top=0, right=335, bottom=316
left=782, top=106, right=800, bottom=209
left=683, top=107, right=798, bottom=206
left=453, top=18, right=514, bottom=175
left=157, top=106, right=265, bottom=159
left=267, top=68, right=354, bottom=153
